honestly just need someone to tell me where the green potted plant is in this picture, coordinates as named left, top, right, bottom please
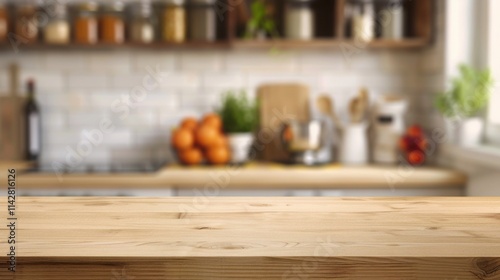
left=435, top=64, right=493, bottom=146
left=219, top=90, right=258, bottom=163
left=244, top=0, right=277, bottom=40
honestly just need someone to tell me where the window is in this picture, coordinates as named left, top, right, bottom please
left=485, top=0, right=500, bottom=145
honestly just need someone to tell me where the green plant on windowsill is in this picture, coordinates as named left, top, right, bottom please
left=244, top=0, right=278, bottom=40
left=218, top=90, right=258, bottom=133
left=435, top=64, right=493, bottom=118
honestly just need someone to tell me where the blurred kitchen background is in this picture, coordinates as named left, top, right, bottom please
left=0, top=0, right=499, bottom=196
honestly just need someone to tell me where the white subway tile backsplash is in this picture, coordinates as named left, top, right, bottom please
left=121, top=111, right=158, bottom=127
left=179, top=51, right=224, bottom=71
left=157, top=72, right=200, bottom=89
left=41, top=112, right=66, bottom=128
left=298, top=51, right=347, bottom=72
left=247, top=73, right=318, bottom=90
left=134, top=53, right=176, bottom=72
left=45, top=53, right=89, bottom=71
left=0, top=53, right=47, bottom=70
left=318, top=72, right=361, bottom=90
left=226, top=50, right=298, bottom=72
left=202, top=72, right=245, bottom=88
left=100, top=129, right=133, bottom=147
left=88, top=51, right=132, bottom=73
left=111, top=73, right=150, bottom=89
left=68, top=73, right=109, bottom=89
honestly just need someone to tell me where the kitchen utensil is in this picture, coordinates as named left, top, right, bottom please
left=281, top=120, right=327, bottom=165
left=316, top=95, right=342, bottom=128
left=349, top=97, right=364, bottom=123
left=349, top=88, right=370, bottom=123
left=257, top=83, right=310, bottom=162
left=0, top=64, right=26, bottom=161
left=373, top=95, right=407, bottom=164
left=339, top=122, right=369, bottom=165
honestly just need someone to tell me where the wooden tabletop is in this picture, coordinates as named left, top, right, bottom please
left=0, top=161, right=467, bottom=189
left=0, top=197, right=498, bottom=279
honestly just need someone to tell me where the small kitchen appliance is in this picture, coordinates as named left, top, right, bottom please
left=281, top=120, right=329, bottom=165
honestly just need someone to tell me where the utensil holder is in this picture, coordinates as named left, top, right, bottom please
left=340, top=123, right=368, bottom=165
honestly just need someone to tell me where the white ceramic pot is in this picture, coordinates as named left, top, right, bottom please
left=339, top=123, right=369, bottom=165
left=228, top=133, right=254, bottom=164
left=457, top=117, right=484, bottom=147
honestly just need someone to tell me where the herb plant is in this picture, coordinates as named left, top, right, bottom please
left=244, top=0, right=277, bottom=39
left=219, top=90, right=258, bottom=133
left=435, top=64, right=493, bottom=118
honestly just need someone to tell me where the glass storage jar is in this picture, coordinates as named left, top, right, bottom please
left=44, top=2, right=70, bottom=44
left=99, top=1, right=125, bottom=44
left=74, top=1, right=98, bottom=44
left=162, top=0, right=185, bottom=43
left=0, top=1, right=8, bottom=43
left=285, top=0, right=314, bottom=40
left=15, top=3, right=39, bottom=44
left=188, top=0, right=216, bottom=42
left=129, top=0, right=155, bottom=43
left=380, top=0, right=404, bottom=40
left=350, top=0, right=375, bottom=42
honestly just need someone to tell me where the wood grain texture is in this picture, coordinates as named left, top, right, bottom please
left=3, top=162, right=467, bottom=189
left=0, top=197, right=499, bottom=279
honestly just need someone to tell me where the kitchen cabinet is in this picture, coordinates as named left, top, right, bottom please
left=0, top=0, right=434, bottom=51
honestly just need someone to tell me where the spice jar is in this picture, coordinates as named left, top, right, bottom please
left=129, top=0, right=155, bottom=43
left=44, top=2, right=70, bottom=44
left=285, top=0, right=315, bottom=40
left=380, top=0, right=404, bottom=40
left=15, top=3, right=39, bottom=44
left=74, top=1, right=98, bottom=44
left=0, top=1, right=8, bottom=43
left=350, top=0, right=375, bottom=42
left=188, top=0, right=216, bottom=42
left=99, top=1, right=125, bottom=44
left=162, top=0, right=186, bottom=43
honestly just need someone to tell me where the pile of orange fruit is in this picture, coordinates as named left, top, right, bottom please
left=171, top=113, right=230, bottom=165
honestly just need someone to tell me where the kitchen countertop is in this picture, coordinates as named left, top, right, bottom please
left=0, top=197, right=498, bottom=279
left=0, top=161, right=467, bottom=189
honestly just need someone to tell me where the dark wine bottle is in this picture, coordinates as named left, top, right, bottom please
left=25, top=79, right=41, bottom=161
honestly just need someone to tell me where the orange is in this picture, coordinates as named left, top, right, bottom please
left=179, top=148, right=203, bottom=165
left=202, top=113, right=222, bottom=131
left=206, top=147, right=230, bottom=165
left=195, top=124, right=219, bottom=148
left=211, top=134, right=228, bottom=148
left=171, top=128, right=194, bottom=151
left=180, top=117, right=198, bottom=131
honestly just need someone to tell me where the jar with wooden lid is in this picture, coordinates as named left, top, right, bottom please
left=44, top=2, right=70, bottom=44
left=129, top=0, right=155, bottom=43
left=99, top=1, right=125, bottom=44
left=0, top=1, right=8, bottom=43
left=162, top=0, right=186, bottom=43
left=188, top=0, right=216, bottom=42
left=15, top=3, right=39, bottom=44
left=74, top=1, right=98, bottom=44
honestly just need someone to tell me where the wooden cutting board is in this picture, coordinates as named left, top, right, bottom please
left=0, top=64, right=26, bottom=161
left=257, top=83, right=310, bottom=162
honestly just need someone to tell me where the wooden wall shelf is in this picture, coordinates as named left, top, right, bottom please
left=0, top=0, right=434, bottom=52
left=0, top=38, right=429, bottom=52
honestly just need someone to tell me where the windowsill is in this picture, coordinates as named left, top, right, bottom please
left=441, top=143, right=500, bottom=169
